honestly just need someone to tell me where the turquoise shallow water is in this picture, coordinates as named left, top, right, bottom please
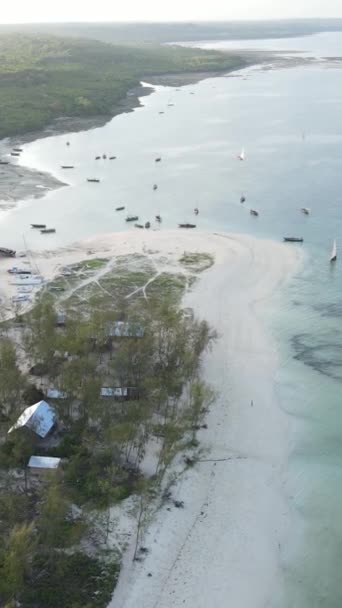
left=1, top=32, right=342, bottom=606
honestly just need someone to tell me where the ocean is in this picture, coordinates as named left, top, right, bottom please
left=1, top=30, right=342, bottom=607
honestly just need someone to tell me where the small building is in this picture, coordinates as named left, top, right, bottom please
left=28, top=455, right=61, bottom=476
left=56, top=311, right=66, bottom=327
left=47, top=388, right=67, bottom=400
left=107, top=321, right=144, bottom=339
left=100, top=387, right=139, bottom=400
left=8, top=400, right=56, bottom=439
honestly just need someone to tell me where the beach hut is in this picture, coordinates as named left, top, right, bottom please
left=47, top=388, right=68, bottom=400
left=8, top=400, right=56, bottom=439
left=107, top=321, right=144, bottom=338
left=27, top=456, right=62, bottom=479
left=100, top=387, right=139, bottom=400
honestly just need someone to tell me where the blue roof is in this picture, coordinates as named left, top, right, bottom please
left=8, top=400, right=56, bottom=438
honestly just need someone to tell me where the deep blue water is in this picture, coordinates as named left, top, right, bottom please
left=1, top=31, right=342, bottom=607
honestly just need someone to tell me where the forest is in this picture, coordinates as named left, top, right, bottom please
left=0, top=33, right=247, bottom=138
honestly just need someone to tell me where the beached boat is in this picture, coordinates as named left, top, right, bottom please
left=145, top=222, right=151, bottom=229
left=11, top=152, right=20, bottom=157
left=0, top=247, right=16, bottom=258
left=13, top=148, right=23, bottom=152
left=301, top=207, right=310, bottom=215
left=61, top=165, right=74, bottom=169
left=0, top=160, right=9, bottom=165
left=240, top=195, right=246, bottom=203
left=7, top=267, right=31, bottom=275
left=115, top=206, right=125, bottom=211
left=179, top=223, right=196, bottom=229
left=126, top=216, right=139, bottom=222
left=12, top=294, right=31, bottom=303
left=283, top=237, right=304, bottom=243
left=155, top=157, right=162, bottom=162
left=109, top=156, right=116, bottom=160
left=135, top=223, right=144, bottom=229
left=95, top=156, right=101, bottom=160
left=155, top=215, right=162, bottom=222
left=40, top=228, right=56, bottom=234
left=250, top=209, right=259, bottom=216
left=87, top=178, right=100, bottom=183
left=31, top=224, right=46, bottom=229
left=153, top=184, right=158, bottom=190
left=238, top=148, right=245, bottom=161
left=330, top=239, right=337, bottom=262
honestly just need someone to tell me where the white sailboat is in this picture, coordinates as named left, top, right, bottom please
left=238, top=148, right=245, bottom=161
left=330, top=239, right=337, bottom=262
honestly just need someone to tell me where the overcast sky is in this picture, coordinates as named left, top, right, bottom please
left=1, top=0, right=342, bottom=24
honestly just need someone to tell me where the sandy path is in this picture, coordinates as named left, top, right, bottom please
left=108, top=232, right=300, bottom=608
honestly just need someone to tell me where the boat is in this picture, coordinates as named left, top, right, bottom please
left=61, top=165, right=74, bottom=169
left=12, top=294, right=31, bottom=303
left=283, top=237, right=304, bottom=243
left=168, top=103, right=175, bottom=107
left=13, top=148, right=23, bottom=152
left=153, top=184, right=158, bottom=190
left=155, top=157, right=162, bottom=162
left=301, top=207, right=310, bottom=215
left=31, top=224, right=46, bottom=229
left=11, top=152, right=20, bottom=157
left=179, top=223, right=196, bottom=229
left=7, top=267, right=31, bottom=275
left=145, top=222, right=151, bottom=229
left=240, top=195, right=246, bottom=203
left=115, top=206, right=125, bottom=211
left=95, top=156, right=101, bottom=160
left=40, top=228, right=56, bottom=234
left=0, top=160, right=9, bottom=165
left=250, top=209, right=259, bottom=216
left=109, top=156, right=116, bottom=160
left=159, top=111, right=165, bottom=115
left=238, top=148, right=245, bottom=161
left=103, top=154, right=107, bottom=159
left=194, top=208, right=199, bottom=215
left=330, top=239, right=337, bottom=262
left=87, top=178, right=100, bottom=183
left=0, top=247, right=16, bottom=258
left=126, top=216, right=139, bottom=222
left=66, top=142, right=70, bottom=146
left=155, top=215, right=162, bottom=222
left=135, top=223, right=144, bottom=229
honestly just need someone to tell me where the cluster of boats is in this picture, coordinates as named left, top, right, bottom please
left=31, top=224, right=56, bottom=234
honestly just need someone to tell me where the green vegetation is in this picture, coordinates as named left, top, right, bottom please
left=0, top=255, right=216, bottom=607
left=179, top=252, right=215, bottom=272
left=0, top=33, right=247, bottom=139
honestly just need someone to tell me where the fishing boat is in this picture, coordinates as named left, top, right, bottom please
left=11, top=152, right=20, bottom=157
left=240, top=195, right=246, bottom=203
left=7, top=267, right=32, bottom=275
left=238, top=148, right=245, bottom=161
left=95, top=156, right=101, bottom=160
left=330, top=239, right=337, bottom=262
left=13, top=148, right=23, bottom=153
left=135, top=223, right=144, bottom=229
left=61, top=165, right=74, bottom=169
left=145, top=222, right=151, bottom=229
left=87, top=178, right=100, bottom=183
left=0, top=247, right=16, bottom=258
left=155, top=215, right=162, bottom=222
left=283, top=237, right=304, bottom=243
left=115, top=206, right=125, bottom=211
left=0, top=160, right=9, bottom=165
left=179, top=223, right=196, bottom=229
left=109, top=156, right=116, bottom=160
left=41, top=228, right=56, bottom=234
left=126, top=216, right=139, bottom=222
left=66, top=142, right=70, bottom=146
left=31, top=224, right=46, bottom=229
left=301, top=207, right=310, bottom=215
left=194, top=208, right=199, bottom=215
left=250, top=209, right=259, bottom=216
left=153, top=184, right=158, bottom=190
left=155, top=157, right=162, bottom=162
left=103, top=154, right=107, bottom=159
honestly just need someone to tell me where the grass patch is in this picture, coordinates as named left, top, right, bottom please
left=179, top=252, right=214, bottom=273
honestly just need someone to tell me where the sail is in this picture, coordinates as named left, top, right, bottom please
left=238, top=148, right=245, bottom=161
left=330, top=239, right=337, bottom=262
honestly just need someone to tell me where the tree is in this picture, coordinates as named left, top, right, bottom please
left=1, top=522, right=36, bottom=602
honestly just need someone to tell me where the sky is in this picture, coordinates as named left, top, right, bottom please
left=1, top=0, right=342, bottom=24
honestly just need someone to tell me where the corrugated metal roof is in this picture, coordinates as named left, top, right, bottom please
left=8, top=400, right=56, bottom=438
left=28, top=455, right=61, bottom=469
left=108, top=321, right=144, bottom=338
left=47, top=388, right=67, bottom=399
left=100, top=387, right=128, bottom=398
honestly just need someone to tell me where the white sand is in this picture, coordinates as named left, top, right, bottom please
left=104, top=231, right=301, bottom=608
left=0, top=229, right=300, bottom=607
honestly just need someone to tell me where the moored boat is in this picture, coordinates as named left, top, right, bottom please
left=31, top=224, right=46, bottom=229
left=11, top=152, right=20, bottom=157
left=7, top=267, right=32, bottom=275
left=145, top=221, right=151, bottom=229
left=0, top=160, right=9, bottom=165
left=13, top=148, right=23, bottom=152
left=126, top=215, right=139, bottom=222
left=41, top=228, right=56, bottom=234
left=95, top=156, right=101, bottom=160
left=250, top=209, right=259, bottom=216
left=194, top=208, right=199, bottom=215
left=238, top=148, right=245, bottom=161
left=283, top=237, right=304, bottom=243
left=301, top=207, right=310, bottom=215
left=87, top=178, right=100, bottom=183
left=330, top=239, right=337, bottom=262
left=115, top=206, right=125, bottom=211
left=240, top=195, right=246, bottom=203
left=155, top=157, right=162, bottom=162
left=179, top=223, right=196, bottom=229
left=0, top=247, right=16, bottom=257
left=155, top=215, right=162, bottom=222
left=109, top=156, right=116, bottom=160
left=61, top=165, right=74, bottom=169
left=153, top=184, right=158, bottom=190
left=135, top=223, right=144, bottom=229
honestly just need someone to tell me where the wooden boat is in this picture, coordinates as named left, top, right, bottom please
left=250, top=209, right=259, bottom=216
left=0, top=160, right=9, bottom=165
left=159, top=111, right=165, bottom=114
left=0, top=247, right=16, bottom=257
left=61, top=165, right=74, bottom=169
left=168, top=103, right=175, bottom=107
left=41, top=228, right=56, bottom=234
left=238, top=148, right=245, bottom=161
left=95, top=156, right=101, bottom=160
left=103, top=154, right=107, bottom=159
left=87, top=178, right=100, bottom=183
left=301, top=207, right=310, bottom=215
left=194, top=208, right=199, bottom=215
left=153, top=184, right=158, bottom=190
left=126, top=216, right=139, bottom=222
left=66, top=142, right=70, bottom=146
left=145, top=222, right=151, bottom=229
left=11, top=152, right=20, bottom=157
left=155, top=157, right=162, bottom=162
left=135, top=223, right=144, bottom=229
left=109, top=156, right=116, bottom=160
left=31, top=224, right=46, bottom=229
left=7, top=267, right=31, bottom=275
left=179, top=223, right=196, bottom=229
left=240, top=195, right=246, bottom=203
left=115, top=206, right=125, bottom=211
left=330, top=239, right=337, bottom=262
left=283, top=237, right=303, bottom=243
left=13, top=148, right=23, bottom=153
left=155, top=215, right=162, bottom=222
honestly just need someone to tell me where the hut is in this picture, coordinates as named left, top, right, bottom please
left=8, top=400, right=56, bottom=439
left=27, top=455, right=61, bottom=477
